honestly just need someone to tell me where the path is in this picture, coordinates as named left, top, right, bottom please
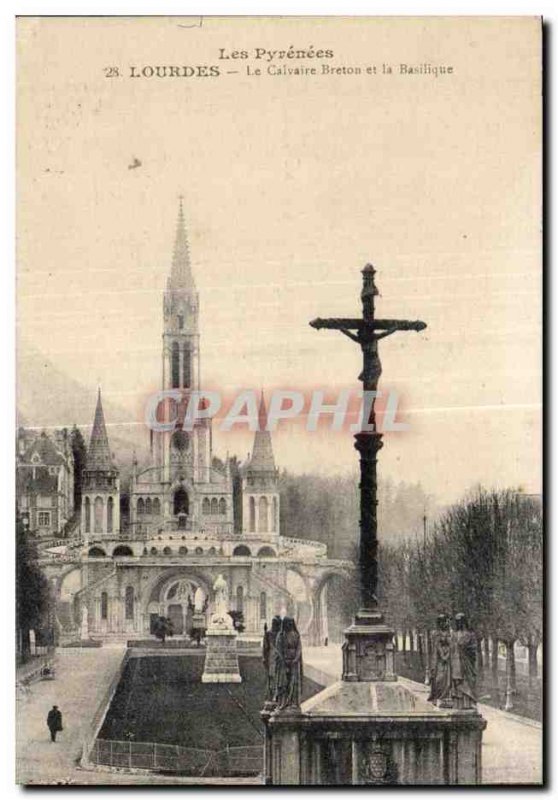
left=304, top=646, right=542, bottom=785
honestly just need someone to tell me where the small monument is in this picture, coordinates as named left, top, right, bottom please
left=80, top=603, right=90, bottom=641
left=262, top=266, right=486, bottom=785
left=201, top=574, right=241, bottom=683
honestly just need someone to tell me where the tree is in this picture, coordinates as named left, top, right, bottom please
left=228, top=610, right=246, bottom=633
left=70, top=425, right=87, bottom=513
left=152, top=615, right=174, bottom=645
left=16, top=509, right=52, bottom=659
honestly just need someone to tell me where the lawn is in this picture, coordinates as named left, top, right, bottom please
left=99, top=654, right=323, bottom=750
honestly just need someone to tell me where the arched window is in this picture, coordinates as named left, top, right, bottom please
left=219, top=497, right=226, bottom=515
left=172, top=341, right=180, bottom=388
left=258, top=497, right=269, bottom=533
left=236, top=585, right=244, bottom=613
left=94, top=496, right=104, bottom=533
left=202, top=498, right=210, bottom=515
left=85, top=497, right=91, bottom=533
left=125, top=586, right=134, bottom=619
left=232, top=545, right=251, bottom=557
left=210, top=498, right=218, bottom=515
left=146, top=498, right=152, bottom=515
left=137, top=497, right=145, bottom=515
left=178, top=546, right=188, bottom=555
left=183, top=344, right=191, bottom=388
left=249, top=497, right=256, bottom=532
left=163, top=546, right=172, bottom=555
left=173, top=488, right=189, bottom=516
left=208, top=546, right=216, bottom=555
left=195, top=546, right=203, bottom=555
left=260, top=591, right=267, bottom=620
left=150, top=546, right=158, bottom=555
left=107, top=497, right=114, bottom=533
left=101, top=592, right=108, bottom=620
left=273, top=497, right=278, bottom=532
left=153, top=498, right=161, bottom=516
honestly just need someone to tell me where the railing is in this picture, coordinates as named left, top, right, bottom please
left=89, top=739, right=262, bottom=777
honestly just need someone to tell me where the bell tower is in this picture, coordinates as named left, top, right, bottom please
left=155, top=198, right=211, bottom=493
left=162, top=196, right=200, bottom=393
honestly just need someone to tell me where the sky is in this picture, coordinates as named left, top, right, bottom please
left=16, top=16, right=542, bottom=504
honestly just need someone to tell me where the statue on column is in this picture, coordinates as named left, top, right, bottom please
left=262, top=615, right=282, bottom=704
left=275, top=617, right=303, bottom=710
left=450, top=613, right=477, bottom=709
left=80, top=602, right=89, bottom=640
left=210, top=574, right=233, bottom=629
left=427, top=614, right=452, bottom=704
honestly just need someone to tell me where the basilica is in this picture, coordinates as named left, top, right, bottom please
left=42, top=202, right=352, bottom=644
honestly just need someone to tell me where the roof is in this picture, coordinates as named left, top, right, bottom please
left=168, top=197, right=195, bottom=291
left=246, top=392, right=276, bottom=474
left=20, top=432, right=65, bottom=466
left=86, top=389, right=115, bottom=472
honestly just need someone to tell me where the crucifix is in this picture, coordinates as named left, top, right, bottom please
left=310, top=264, right=426, bottom=612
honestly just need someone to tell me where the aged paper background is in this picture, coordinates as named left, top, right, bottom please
left=16, top=16, right=541, bottom=505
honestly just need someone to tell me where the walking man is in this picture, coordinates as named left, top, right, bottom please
left=46, top=705, right=63, bottom=742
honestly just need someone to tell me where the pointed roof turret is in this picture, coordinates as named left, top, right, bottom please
left=87, top=388, right=114, bottom=471
left=248, top=391, right=276, bottom=474
left=168, top=196, right=194, bottom=291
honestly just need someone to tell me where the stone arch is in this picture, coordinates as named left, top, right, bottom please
left=173, top=488, right=189, bottom=516
left=84, top=497, right=91, bottom=533
left=232, top=545, right=251, bottom=557
left=113, top=545, right=134, bottom=557
left=285, top=568, right=312, bottom=634
left=258, top=496, right=269, bottom=533
left=88, top=546, right=106, bottom=557
left=257, top=546, right=277, bottom=558
left=107, top=497, right=114, bottom=532
left=125, top=586, right=134, bottom=619
left=94, top=496, right=104, bottom=533
left=140, top=568, right=213, bottom=617
left=310, top=568, right=357, bottom=646
left=249, top=497, right=256, bottom=532
left=172, top=341, right=180, bottom=388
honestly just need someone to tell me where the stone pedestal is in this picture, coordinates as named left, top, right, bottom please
left=262, top=609, right=486, bottom=785
left=201, top=628, right=242, bottom=683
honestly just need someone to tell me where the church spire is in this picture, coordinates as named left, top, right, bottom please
left=87, top=388, right=114, bottom=471
left=248, top=391, right=276, bottom=474
left=169, top=195, right=194, bottom=290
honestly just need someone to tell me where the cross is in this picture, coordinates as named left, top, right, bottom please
left=309, top=264, right=427, bottom=611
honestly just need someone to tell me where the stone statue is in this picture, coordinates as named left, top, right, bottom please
left=275, top=617, right=303, bottom=710
left=175, top=581, right=189, bottom=601
left=80, top=603, right=89, bottom=640
left=210, top=573, right=232, bottom=629
left=427, top=614, right=452, bottom=705
left=451, top=613, right=477, bottom=709
left=194, top=586, right=205, bottom=612
left=262, top=615, right=282, bottom=703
